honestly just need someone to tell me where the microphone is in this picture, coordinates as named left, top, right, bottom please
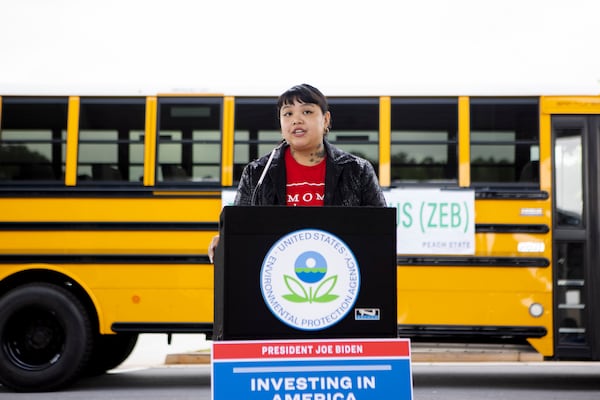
left=250, top=140, right=285, bottom=206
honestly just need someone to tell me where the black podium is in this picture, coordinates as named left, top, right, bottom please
left=213, top=206, right=397, bottom=341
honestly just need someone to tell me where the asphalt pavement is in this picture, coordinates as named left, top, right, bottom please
left=3, top=335, right=598, bottom=400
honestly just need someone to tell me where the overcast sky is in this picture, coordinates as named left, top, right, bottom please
left=1, top=0, right=599, bottom=96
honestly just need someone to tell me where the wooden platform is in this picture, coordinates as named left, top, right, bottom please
left=164, top=343, right=543, bottom=365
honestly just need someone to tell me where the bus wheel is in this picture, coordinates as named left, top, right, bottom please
left=85, top=333, right=139, bottom=376
left=0, top=283, right=93, bottom=392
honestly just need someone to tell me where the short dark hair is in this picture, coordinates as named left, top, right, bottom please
left=276, top=84, right=329, bottom=116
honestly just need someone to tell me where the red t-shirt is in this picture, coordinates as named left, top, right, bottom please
left=285, top=147, right=326, bottom=206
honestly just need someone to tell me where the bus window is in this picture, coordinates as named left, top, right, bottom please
left=77, top=98, right=145, bottom=184
left=233, top=98, right=280, bottom=183
left=390, top=98, right=458, bottom=184
left=327, top=99, right=379, bottom=172
left=156, top=98, right=222, bottom=184
left=554, top=131, right=583, bottom=226
left=470, top=98, right=540, bottom=187
left=0, top=97, right=68, bottom=183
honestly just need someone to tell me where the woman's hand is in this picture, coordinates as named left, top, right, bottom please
left=208, top=235, right=220, bottom=263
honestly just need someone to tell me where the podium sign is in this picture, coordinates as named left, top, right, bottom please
left=213, top=206, right=397, bottom=340
left=212, top=338, right=413, bottom=400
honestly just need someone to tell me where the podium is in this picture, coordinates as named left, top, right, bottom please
left=213, top=206, right=397, bottom=341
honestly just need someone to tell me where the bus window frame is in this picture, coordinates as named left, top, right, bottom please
left=389, top=97, right=459, bottom=186
left=469, top=97, right=540, bottom=189
left=0, top=96, right=69, bottom=186
left=155, top=97, right=224, bottom=188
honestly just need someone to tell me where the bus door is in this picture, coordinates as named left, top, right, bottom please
left=552, top=115, right=600, bottom=359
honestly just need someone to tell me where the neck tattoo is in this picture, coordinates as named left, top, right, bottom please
left=291, top=145, right=325, bottom=164
left=309, top=145, right=326, bottom=164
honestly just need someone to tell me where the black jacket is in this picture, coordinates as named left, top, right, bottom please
left=234, top=140, right=386, bottom=206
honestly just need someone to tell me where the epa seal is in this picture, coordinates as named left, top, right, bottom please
left=260, top=229, right=360, bottom=331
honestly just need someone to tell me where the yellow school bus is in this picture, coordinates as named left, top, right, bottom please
left=1, top=94, right=599, bottom=391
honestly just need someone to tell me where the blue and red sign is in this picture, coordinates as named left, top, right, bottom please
left=212, top=338, right=413, bottom=400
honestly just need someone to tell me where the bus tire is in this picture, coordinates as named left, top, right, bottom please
left=85, top=333, right=138, bottom=376
left=0, top=283, right=93, bottom=392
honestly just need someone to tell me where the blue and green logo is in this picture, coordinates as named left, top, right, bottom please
left=284, top=250, right=338, bottom=303
left=260, top=229, right=360, bottom=331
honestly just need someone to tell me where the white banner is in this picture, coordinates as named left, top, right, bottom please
left=384, top=189, right=475, bottom=255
